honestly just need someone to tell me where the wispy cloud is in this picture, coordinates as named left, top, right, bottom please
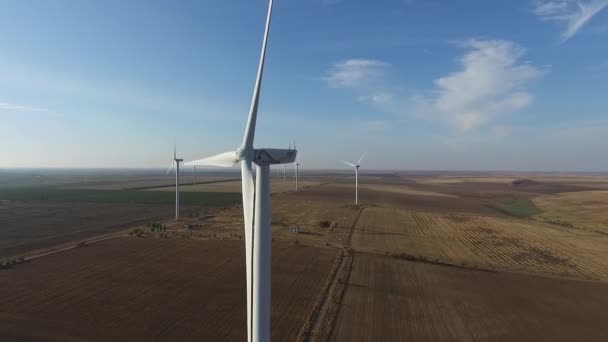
left=532, top=0, right=608, bottom=42
left=324, top=59, right=391, bottom=88
left=0, top=62, right=233, bottom=121
left=358, top=92, right=394, bottom=105
left=416, top=39, right=545, bottom=131
left=0, top=101, right=48, bottom=113
left=324, top=59, right=397, bottom=109
left=492, top=125, right=511, bottom=139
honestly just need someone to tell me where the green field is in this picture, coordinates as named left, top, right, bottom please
left=0, top=186, right=241, bottom=207
left=494, top=196, right=540, bottom=218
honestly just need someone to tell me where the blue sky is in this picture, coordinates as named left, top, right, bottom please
left=1, top=0, right=607, bottom=171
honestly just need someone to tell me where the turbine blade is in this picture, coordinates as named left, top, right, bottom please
left=343, top=161, right=356, bottom=167
left=166, top=161, right=175, bottom=175
left=241, top=0, right=274, bottom=151
left=357, top=152, right=367, bottom=165
left=184, top=151, right=239, bottom=167
left=240, top=159, right=255, bottom=341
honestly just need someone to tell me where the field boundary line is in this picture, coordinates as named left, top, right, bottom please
left=127, top=178, right=241, bottom=190
left=8, top=230, right=131, bottom=263
left=346, top=207, right=365, bottom=247
left=317, top=250, right=353, bottom=342
left=296, top=248, right=345, bottom=342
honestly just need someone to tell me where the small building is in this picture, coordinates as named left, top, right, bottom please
left=289, top=225, right=301, bottom=234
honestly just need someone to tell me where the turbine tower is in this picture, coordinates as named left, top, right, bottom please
left=343, top=152, right=367, bottom=205
left=294, top=160, right=300, bottom=191
left=166, top=146, right=184, bottom=220
left=293, top=142, right=300, bottom=191
left=185, top=1, right=296, bottom=341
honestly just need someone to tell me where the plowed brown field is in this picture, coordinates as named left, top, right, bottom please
left=0, top=201, right=173, bottom=258
left=0, top=237, right=337, bottom=341
left=331, top=253, right=608, bottom=342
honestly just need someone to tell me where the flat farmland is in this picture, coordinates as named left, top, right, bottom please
left=533, top=191, right=608, bottom=233
left=351, top=207, right=608, bottom=281
left=0, top=237, right=337, bottom=341
left=145, top=179, right=322, bottom=193
left=0, top=201, right=173, bottom=258
left=188, top=194, right=361, bottom=248
left=295, top=185, right=501, bottom=216
left=329, top=183, right=456, bottom=197
left=331, top=253, right=608, bottom=342
left=271, top=195, right=361, bottom=246
left=68, top=175, right=238, bottom=190
left=0, top=171, right=242, bottom=190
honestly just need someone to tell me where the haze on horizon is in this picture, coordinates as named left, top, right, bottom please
left=1, top=0, right=607, bottom=172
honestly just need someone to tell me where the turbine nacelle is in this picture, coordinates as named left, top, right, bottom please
left=254, top=148, right=297, bottom=166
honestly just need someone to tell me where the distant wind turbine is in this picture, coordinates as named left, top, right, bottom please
left=166, top=145, right=184, bottom=220
left=343, top=152, right=366, bottom=205
left=184, top=1, right=296, bottom=341
left=294, top=161, right=300, bottom=191
left=294, top=157, right=300, bottom=191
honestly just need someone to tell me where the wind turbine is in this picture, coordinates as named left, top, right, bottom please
left=166, top=146, right=184, bottom=220
left=343, top=152, right=366, bottom=205
left=294, top=159, right=300, bottom=191
left=185, top=1, right=295, bottom=341
left=292, top=142, right=300, bottom=191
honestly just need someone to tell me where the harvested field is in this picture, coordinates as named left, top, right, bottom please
left=350, top=207, right=608, bottom=281
left=416, top=176, right=519, bottom=184
left=415, top=173, right=608, bottom=186
left=0, top=237, right=337, bottom=341
left=271, top=195, right=361, bottom=247
left=182, top=194, right=361, bottom=248
left=533, top=191, right=608, bottom=234
left=331, top=253, right=608, bottom=342
left=294, top=185, right=503, bottom=216
left=329, top=183, right=455, bottom=197
left=0, top=201, right=173, bottom=258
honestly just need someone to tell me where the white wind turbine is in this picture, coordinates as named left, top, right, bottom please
left=343, top=152, right=366, bottom=205
left=166, top=145, right=184, bottom=220
left=294, top=158, right=300, bottom=191
left=291, top=141, right=300, bottom=191
left=185, top=1, right=296, bottom=341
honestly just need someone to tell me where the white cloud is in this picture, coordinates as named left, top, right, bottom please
left=532, top=0, right=608, bottom=41
left=419, top=39, right=544, bottom=131
left=358, top=92, right=394, bottom=105
left=493, top=125, right=511, bottom=139
left=324, top=59, right=391, bottom=88
left=0, top=102, right=47, bottom=112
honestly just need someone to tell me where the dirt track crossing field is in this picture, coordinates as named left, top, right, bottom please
left=0, top=201, right=174, bottom=258
left=0, top=237, right=337, bottom=341
left=331, top=253, right=608, bottom=342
